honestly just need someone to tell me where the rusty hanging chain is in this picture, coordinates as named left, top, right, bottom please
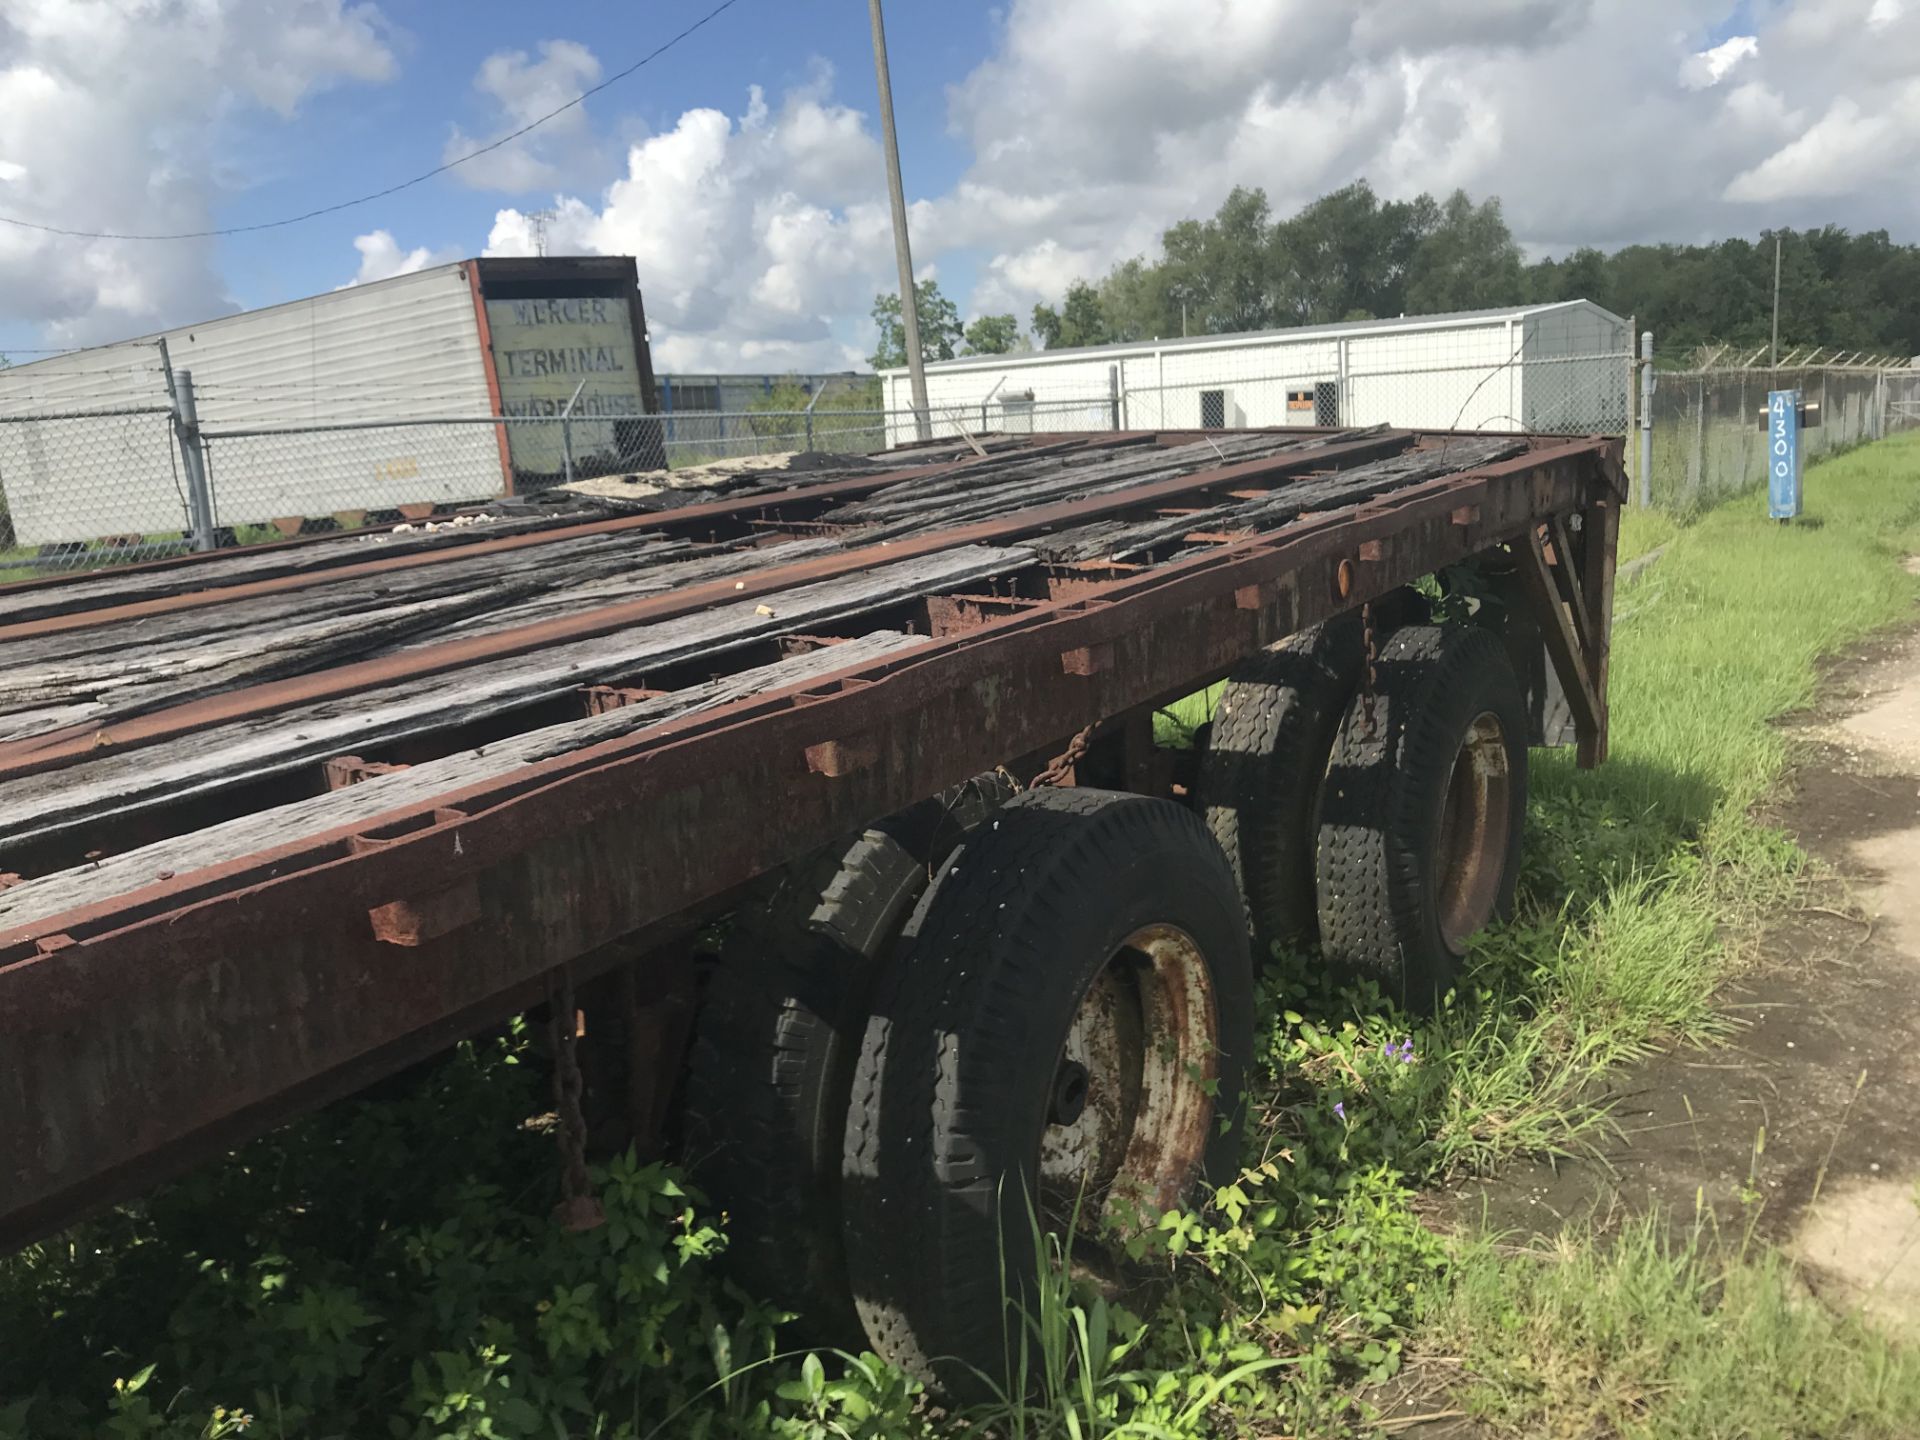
left=1360, top=602, right=1380, bottom=740
left=1029, top=723, right=1095, bottom=789
left=546, top=965, right=605, bottom=1232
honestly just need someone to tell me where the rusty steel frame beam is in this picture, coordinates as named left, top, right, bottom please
left=1516, top=524, right=1602, bottom=743
left=1575, top=491, right=1621, bottom=768
left=0, top=434, right=1621, bottom=1248
left=0, top=429, right=1418, bottom=778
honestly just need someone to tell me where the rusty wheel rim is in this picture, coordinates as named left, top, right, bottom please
left=1036, top=923, right=1219, bottom=1226
left=1434, top=711, right=1512, bottom=953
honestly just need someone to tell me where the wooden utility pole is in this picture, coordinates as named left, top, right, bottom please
left=869, top=0, right=930, bottom=441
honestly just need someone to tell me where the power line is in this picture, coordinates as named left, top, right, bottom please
left=0, top=0, right=744, bottom=243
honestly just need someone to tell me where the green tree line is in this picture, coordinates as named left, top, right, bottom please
left=873, top=181, right=1920, bottom=366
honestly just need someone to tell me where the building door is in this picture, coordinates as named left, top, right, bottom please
left=1314, top=381, right=1340, bottom=426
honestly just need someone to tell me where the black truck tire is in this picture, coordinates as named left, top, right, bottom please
left=683, top=773, right=1016, bottom=1339
left=1315, top=624, right=1527, bottom=1013
left=840, top=787, right=1254, bottom=1398
left=1200, top=621, right=1363, bottom=960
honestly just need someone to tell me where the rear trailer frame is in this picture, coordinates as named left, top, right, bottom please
left=0, top=426, right=1623, bottom=1249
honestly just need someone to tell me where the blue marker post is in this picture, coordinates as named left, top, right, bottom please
left=1767, top=388, right=1802, bottom=521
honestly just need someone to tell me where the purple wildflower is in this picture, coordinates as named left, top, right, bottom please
left=1333, top=1101, right=1346, bottom=1121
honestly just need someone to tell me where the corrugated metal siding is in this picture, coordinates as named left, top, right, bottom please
left=1521, top=305, right=1631, bottom=432
left=0, top=264, right=494, bottom=543
left=1344, top=324, right=1520, bottom=430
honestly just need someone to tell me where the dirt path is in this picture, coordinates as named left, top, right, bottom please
left=1444, top=608, right=1920, bottom=1336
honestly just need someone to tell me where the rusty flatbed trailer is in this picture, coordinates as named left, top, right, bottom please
left=0, top=424, right=1623, bottom=1388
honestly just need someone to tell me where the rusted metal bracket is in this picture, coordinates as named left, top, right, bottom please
left=368, top=878, right=484, bottom=947
left=926, top=592, right=1047, bottom=636
left=1545, top=515, right=1596, bottom=654
left=805, top=735, right=881, bottom=778
left=1514, top=524, right=1603, bottom=757
left=1060, top=641, right=1116, bottom=676
left=583, top=684, right=671, bottom=715
left=322, top=755, right=410, bottom=790
left=778, top=634, right=850, bottom=656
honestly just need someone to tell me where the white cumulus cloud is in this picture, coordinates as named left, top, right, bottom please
left=443, top=39, right=607, bottom=192
left=932, top=0, right=1920, bottom=321
left=483, top=73, right=889, bottom=372
left=0, top=0, right=396, bottom=344
left=337, top=229, right=460, bottom=288
left=1681, top=34, right=1759, bottom=90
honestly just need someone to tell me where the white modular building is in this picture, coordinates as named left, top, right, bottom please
left=881, top=301, right=1631, bottom=446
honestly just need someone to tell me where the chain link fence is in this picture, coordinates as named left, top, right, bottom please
left=1635, top=363, right=1920, bottom=510
left=4, top=334, right=1918, bottom=576
left=657, top=406, right=891, bottom=466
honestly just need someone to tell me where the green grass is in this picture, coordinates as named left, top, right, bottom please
left=5, top=435, right=1920, bottom=1439
left=1427, top=1214, right=1920, bottom=1438
left=1402, top=431, right=1920, bottom=1434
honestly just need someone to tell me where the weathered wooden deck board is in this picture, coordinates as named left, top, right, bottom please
left=0, top=536, right=852, bottom=737
left=1035, top=437, right=1524, bottom=563
left=0, top=532, right=708, bottom=670
left=0, top=546, right=1032, bottom=853
left=0, top=631, right=933, bottom=932
left=0, top=437, right=1319, bottom=737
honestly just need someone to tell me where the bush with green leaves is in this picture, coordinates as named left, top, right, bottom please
left=0, top=1038, right=925, bottom=1440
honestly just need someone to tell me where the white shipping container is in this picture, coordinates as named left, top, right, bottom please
left=0, top=266, right=497, bottom=544
left=0, top=258, right=660, bottom=546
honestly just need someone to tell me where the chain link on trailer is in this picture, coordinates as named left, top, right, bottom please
left=546, top=964, right=605, bottom=1232
left=1360, top=602, right=1380, bottom=738
left=1029, top=723, right=1096, bottom=789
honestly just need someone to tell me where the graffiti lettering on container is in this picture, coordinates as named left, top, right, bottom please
left=509, top=298, right=616, bottom=326
left=374, top=458, right=422, bottom=483
left=502, top=394, right=645, bottom=418
left=502, top=347, right=629, bottom=378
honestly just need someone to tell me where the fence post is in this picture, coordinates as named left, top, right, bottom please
left=1689, top=375, right=1706, bottom=505
left=1820, top=368, right=1829, bottom=457
left=157, top=338, right=215, bottom=550
left=1623, top=315, right=1635, bottom=441
left=1638, top=331, right=1654, bottom=508
left=804, top=386, right=823, bottom=453
left=171, top=383, right=216, bottom=551
left=560, top=379, right=585, bottom=485
left=1109, top=364, right=1121, bottom=431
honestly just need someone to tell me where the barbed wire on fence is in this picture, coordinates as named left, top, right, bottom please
left=1637, top=363, right=1920, bottom=509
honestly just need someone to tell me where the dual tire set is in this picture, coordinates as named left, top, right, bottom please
left=684, top=620, right=1528, bottom=1395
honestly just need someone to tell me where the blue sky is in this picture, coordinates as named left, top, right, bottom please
left=2, top=0, right=1917, bottom=370
left=214, top=2, right=995, bottom=316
